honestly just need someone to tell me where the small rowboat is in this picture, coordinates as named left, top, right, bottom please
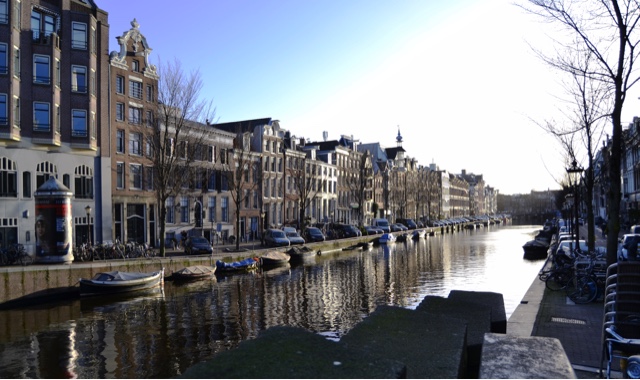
left=79, top=269, right=164, bottom=297
left=260, top=251, right=291, bottom=267
left=171, top=265, right=216, bottom=281
left=378, top=233, right=396, bottom=244
left=216, top=258, right=258, bottom=273
left=286, top=246, right=316, bottom=261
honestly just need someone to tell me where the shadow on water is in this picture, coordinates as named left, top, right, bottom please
left=0, top=224, right=544, bottom=378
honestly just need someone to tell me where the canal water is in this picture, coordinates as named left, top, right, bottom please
left=0, top=224, right=543, bottom=378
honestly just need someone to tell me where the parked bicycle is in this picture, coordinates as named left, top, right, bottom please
left=565, top=253, right=607, bottom=304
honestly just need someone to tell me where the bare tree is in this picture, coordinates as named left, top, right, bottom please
left=289, top=156, right=319, bottom=231
left=223, top=133, right=261, bottom=251
left=150, top=59, right=217, bottom=257
left=524, top=0, right=640, bottom=265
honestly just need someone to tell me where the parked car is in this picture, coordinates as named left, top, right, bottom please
left=303, top=227, right=326, bottom=242
left=396, top=218, right=417, bottom=229
left=263, top=229, right=290, bottom=248
left=285, top=231, right=305, bottom=245
left=336, top=224, right=360, bottom=238
left=184, top=236, right=213, bottom=255
left=618, top=233, right=640, bottom=261
left=282, top=226, right=297, bottom=234
left=365, top=225, right=383, bottom=235
left=372, top=218, right=391, bottom=233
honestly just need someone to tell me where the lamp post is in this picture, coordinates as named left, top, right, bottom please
left=85, top=205, right=92, bottom=246
left=567, top=159, right=584, bottom=253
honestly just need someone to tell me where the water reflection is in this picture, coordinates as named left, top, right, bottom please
left=0, top=225, right=542, bottom=378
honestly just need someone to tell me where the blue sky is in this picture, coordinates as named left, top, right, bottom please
left=104, top=0, right=640, bottom=195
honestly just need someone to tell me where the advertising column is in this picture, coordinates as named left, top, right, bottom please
left=34, top=177, right=74, bottom=264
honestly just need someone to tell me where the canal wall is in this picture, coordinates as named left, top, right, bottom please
left=0, top=234, right=397, bottom=309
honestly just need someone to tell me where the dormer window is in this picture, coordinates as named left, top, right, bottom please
left=132, top=60, right=139, bottom=72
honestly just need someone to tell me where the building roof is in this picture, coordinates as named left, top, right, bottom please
left=212, top=118, right=273, bottom=134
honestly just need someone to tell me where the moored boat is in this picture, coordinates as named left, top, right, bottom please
left=412, top=229, right=426, bottom=239
left=286, top=246, right=317, bottom=260
left=379, top=233, right=396, bottom=244
left=215, top=258, right=258, bottom=273
left=260, top=251, right=291, bottom=267
left=79, top=268, right=164, bottom=297
left=171, top=265, right=216, bottom=281
left=522, top=239, right=549, bottom=260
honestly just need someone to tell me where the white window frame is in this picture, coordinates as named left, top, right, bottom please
left=129, top=132, right=142, bottom=156
left=71, top=22, right=87, bottom=50
left=33, top=54, right=50, bottom=84
left=130, top=164, right=142, bottom=190
left=71, top=65, right=86, bottom=93
left=33, top=102, right=50, bottom=131
left=116, top=162, right=124, bottom=189
left=71, top=109, right=87, bottom=137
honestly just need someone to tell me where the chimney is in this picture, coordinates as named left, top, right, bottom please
left=323, top=131, right=328, bottom=141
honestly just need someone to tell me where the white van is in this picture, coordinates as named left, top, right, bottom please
left=372, top=218, right=391, bottom=233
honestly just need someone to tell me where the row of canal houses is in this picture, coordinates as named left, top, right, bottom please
left=0, top=0, right=498, bottom=254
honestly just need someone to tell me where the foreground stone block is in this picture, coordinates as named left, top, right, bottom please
left=448, top=290, right=507, bottom=333
left=480, top=333, right=576, bottom=379
left=416, top=295, right=492, bottom=378
left=341, top=305, right=468, bottom=379
left=180, top=326, right=406, bottom=379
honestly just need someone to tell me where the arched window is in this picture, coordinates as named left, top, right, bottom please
left=36, top=161, right=57, bottom=189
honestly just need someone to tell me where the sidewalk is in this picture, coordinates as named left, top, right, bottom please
left=513, top=224, right=621, bottom=379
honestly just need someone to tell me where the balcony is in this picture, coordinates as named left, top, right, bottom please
left=31, top=31, right=61, bottom=49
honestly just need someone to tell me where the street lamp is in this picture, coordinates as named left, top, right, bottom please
left=85, top=205, right=92, bottom=246
left=567, top=159, right=584, bottom=253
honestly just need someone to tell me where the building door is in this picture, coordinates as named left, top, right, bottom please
left=126, top=204, right=145, bottom=244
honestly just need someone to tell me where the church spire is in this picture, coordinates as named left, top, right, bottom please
left=396, top=125, right=403, bottom=147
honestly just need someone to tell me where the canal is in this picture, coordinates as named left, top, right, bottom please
left=0, top=224, right=543, bottom=378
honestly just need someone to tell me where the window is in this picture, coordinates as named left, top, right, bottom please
left=13, top=97, right=19, bottom=128
left=74, top=165, right=93, bottom=199
left=129, top=80, right=142, bottom=99
left=130, top=164, right=142, bottom=189
left=33, top=102, right=50, bottom=131
left=146, top=85, right=153, bottom=101
left=144, top=166, right=153, bottom=190
left=165, top=197, right=175, bottom=224
left=0, top=0, right=7, bottom=24
left=33, top=55, right=50, bottom=84
left=116, top=130, right=124, bottom=153
left=116, top=103, right=124, bottom=121
left=71, top=109, right=87, bottom=137
left=0, top=43, right=7, bottom=74
left=129, top=132, right=141, bottom=155
left=91, top=28, right=96, bottom=54
left=132, top=60, right=139, bottom=72
left=145, top=110, right=153, bottom=127
left=116, top=75, right=124, bottom=94
left=145, top=136, right=153, bottom=157
left=31, top=9, right=55, bottom=41
left=128, top=106, right=141, bottom=124
left=71, top=22, right=87, bottom=49
left=55, top=105, right=60, bottom=133
left=0, top=94, right=6, bottom=125
left=116, top=162, right=124, bottom=189
left=180, top=197, right=189, bottom=223
left=55, top=59, right=60, bottom=87
left=221, top=197, right=229, bottom=222
left=13, top=48, right=19, bottom=77
left=208, top=197, right=216, bottom=222
left=90, top=70, right=95, bottom=96
left=22, top=172, right=31, bottom=198
left=71, top=65, right=86, bottom=92
left=0, top=157, right=17, bottom=197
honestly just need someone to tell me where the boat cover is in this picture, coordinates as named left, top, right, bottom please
left=174, top=265, right=215, bottom=276
left=216, top=258, right=257, bottom=269
left=91, top=271, right=157, bottom=281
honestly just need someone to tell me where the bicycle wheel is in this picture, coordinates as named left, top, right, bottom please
left=546, top=270, right=572, bottom=291
left=566, top=275, right=598, bottom=304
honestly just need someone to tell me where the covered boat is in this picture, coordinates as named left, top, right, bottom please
left=379, top=233, right=397, bottom=244
left=79, top=269, right=164, bottom=297
left=171, top=265, right=216, bottom=281
left=260, top=251, right=291, bottom=267
left=412, top=229, right=426, bottom=239
left=522, top=239, right=549, bottom=260
left=215, top=258, right=258, bottom=272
